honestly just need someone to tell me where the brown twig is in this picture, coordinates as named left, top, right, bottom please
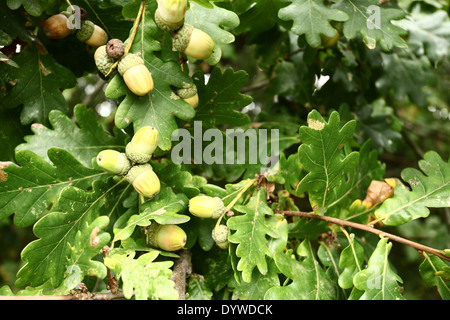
left=170, top=249, right=192, bottom=300
left=275, top=210, right=450, bottom=262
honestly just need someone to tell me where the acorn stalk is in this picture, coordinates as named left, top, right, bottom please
left=155, top=0, right=187, bottom=31
left=126, top=164, right=160, bottom=198
left=147, top=223, right=187, bottom=251
left=96, top=150, right=131, bottom=175
left=77, top=20, right=108, bottom=47
left=189, top=195, right=225, bottom=219
left=176, top=84, right=199, bottom=108
left=172, top=24, right=214, bottom=61
left=40, top=13, right=73, bottom=39
left=118, top=53, right=154, bottom=96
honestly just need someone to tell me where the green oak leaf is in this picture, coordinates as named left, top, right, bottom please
left=66, top=216, right=111, bottom=289
left=187, top=274, right=213, bottom=300
left=15, top=177, right=126, bottom=288
left=16, top=104, right=128, bottom=168
left=338, top=233, right=365, bottom=289
left=192, top=68, right=252, bottom=129
left=419, top=253, right=450, bottom=300
left=104, top=250, right=178, bottom=300
left=185, top=2, right=240, bottom=65
left=278, top=0, right=349, bottom=48
left=374, top=151, right=450, bottom=226
left=297, top=110, right=359, bottom=214
left=6, top=0, right=51, bottom=16
left=0, top=44, right=76, bottom=125
left=353, top=237, right=404, bottom=300
left=0, top=149, right=106, bottom=227
left=228, top=188, right=279, bottom=283
left=335, top=0, right=407, bottom=50
left=233, top=0, right=284, bottom=35
left=113, top=188, right=189, bottom=242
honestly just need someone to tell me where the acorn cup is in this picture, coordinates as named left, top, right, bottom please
left=176, top=84, right=199, bottom=108
left=40, top=13, right=73, bottom=39
left=118, top=53, right=154, bottom=96
left=189, top=195, right=225, bottom=219
left=125, top=126, right=159, bottom=164
left=172, top=24, right=215, bottom=61
left=77, top=20, right=108, bottom=47
left=155, top=0, right=187, bottom=31
left=94, top=45, right=116, bottom=76
left=212, top=224, right=229, bottom=249
left=96, top=150, right=131, bottom=175
left=147, top=223, right=187, bottom=251
left=126, top=164, right=161, bottom=198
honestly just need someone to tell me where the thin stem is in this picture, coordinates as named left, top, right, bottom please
left=105, top=0, right=146, bottom=76
left=276, top=210, right=450, bottom=262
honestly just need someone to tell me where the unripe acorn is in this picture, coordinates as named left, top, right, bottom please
left=321, top=29, right=340, bottom=48
left=172, top=24, right=215, bottom=61
left=176, top=84, right=199, bottom=108
left=147, top=223, right=187, bottom=251
left=94, top=45, right=115, bottom=76
left=77, top=20, right=108, bottom=47
left=126, top=164, right=161, bottom=198
left=118, top=53, right=154, bottom=96
left=96, top=150, right=131, bottom=175
left=106, top=38, right=125, bottom=60
left=40, top=13, right=73, bottom=39
left=155, top=0, right=187, bottom=31
left=212, top=224, right=229, bottom=249
left=126, top=126, right=159, bottom=164
left=189, top=195, right=225, bottom=219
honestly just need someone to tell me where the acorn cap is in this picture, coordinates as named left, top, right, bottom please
left=176, top=84, right=197, bottom=99
left=94, top=45, right=116, bottom=76
left=76, top=20, right=95, bottom=42
left=125, top=163, right=153, bottom=184
left=212, top=224, right=229, bottom=249
left=154, top=9, right=185, bottom=32
left=172, top=24, right=194, bottom=53
left=96, top=150, right=131, bottom=175
left=189, top=195, right=225, bottom=219
left=118, top=53, right=145, bottom=76
left=148, top=223, right=187, bottom=251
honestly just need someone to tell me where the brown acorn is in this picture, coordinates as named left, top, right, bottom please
left=77, top=20, right=108, bottom=47
left=40, top=13, right=73, bottom=39
left=106, top=39, right=125, bottom=60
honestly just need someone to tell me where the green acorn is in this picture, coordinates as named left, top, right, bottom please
left=125, top=126, right=159, bottom=164
left=212, top=224, right=229, bottom=249
left=94, top=45, right=115, bottom=76
left=118, top=53, right=154, bottom=96
left=176, top=84, right=199, bottom=108
left=77, top=20, right=108, bottom=47
left=172, top=24, right=214, bottom=61
left=189, top=195, right=225, bottom=219
left=147, top=223, right=187, bottom=251
left=126, top=164, right=161, bottom=198
left=96, top=150, right=131, bottom=175
left=154, top=0, right=187, bottom=31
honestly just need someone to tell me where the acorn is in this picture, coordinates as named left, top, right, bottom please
left=125, top=126, right=159, bottom=164
left=176, top=84, right=199, bottom=108
left=40, top=13, right=73, bottom=39
left=212, top=224, right=229, bottom=249
left=96, top=150, right=131, bottom=175
left=172, top=24, right=215, bottom=61
left=106, top=38, right=125, bottom=60
left=77, top=20, right=108, bottom=47
left=147, top=223, right=187, bottom=251
left=126, top=164, right=160, bottom=198
left=94, top=45, right=116, bottom=76
left=118, top=53, right=154, bottom=96
left=189, top=195, right=225, bottom=219
left=321, top=28, right=340, bottom=48
left=154, top=0, right=187, bottom=31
